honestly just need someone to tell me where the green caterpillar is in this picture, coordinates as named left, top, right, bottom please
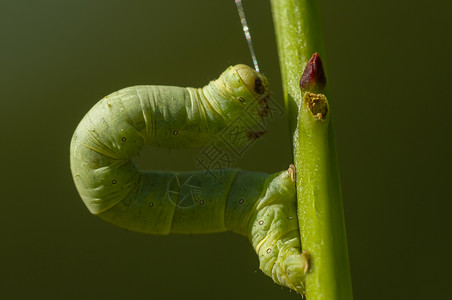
left=70, top=64, right=309, bottom=294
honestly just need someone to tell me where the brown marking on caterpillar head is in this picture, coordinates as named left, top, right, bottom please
left=258, top=94, right=270, bottom=104
left=300, top=53, right=327, bottom=92
left=256, top=94, right=270, bottom=118
left=254, top=77, right=265, bottom=94
left=258, top=103, right=269, bottom=118
left=247, top=130, right=267, bottom=140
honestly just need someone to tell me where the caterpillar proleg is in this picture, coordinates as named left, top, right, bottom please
left=70, top=65, right=308, bottom=294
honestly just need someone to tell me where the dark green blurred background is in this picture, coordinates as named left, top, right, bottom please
left=2, top=0, right=451, bottom=299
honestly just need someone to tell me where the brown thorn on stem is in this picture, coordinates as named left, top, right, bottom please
left=288, top=164, right=296, bottom=182
left=300, top=52, right=326, bottom=93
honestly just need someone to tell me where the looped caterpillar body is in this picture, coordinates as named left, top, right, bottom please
left=70, top=65, right=308, bottom=294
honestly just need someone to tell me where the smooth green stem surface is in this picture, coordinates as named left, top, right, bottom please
left=270, top=0, right=325, bottom=135
left=271, top=1, right=353, bottom=299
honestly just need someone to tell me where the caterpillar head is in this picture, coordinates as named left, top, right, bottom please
left=212, top=64, right=270, bottom=145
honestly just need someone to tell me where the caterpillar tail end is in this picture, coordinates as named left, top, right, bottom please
left=257, top=224, right=309, bottom=295
left=249, top=170, right=308, bottom=295
left=272, top=248, right=310, bottom=295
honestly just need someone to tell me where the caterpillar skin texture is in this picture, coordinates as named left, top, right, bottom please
left=70, top=65, right=308, bottom=294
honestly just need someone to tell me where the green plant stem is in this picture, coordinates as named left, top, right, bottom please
left=271, top=1, right=353, bottom=299
left=270, top=0, right=324, bottom=134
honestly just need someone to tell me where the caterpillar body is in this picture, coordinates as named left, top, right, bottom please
left=70, top=65, right=308, bottom=294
